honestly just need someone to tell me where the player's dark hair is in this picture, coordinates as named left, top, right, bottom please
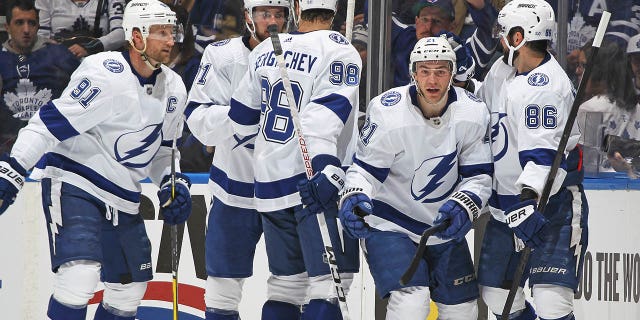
left=6, top=0, right=38, bottom=23
left=581, top=40, right=637, bottom=111
left=508, top=26, right=549, bottom=55
left=300, top=9, right=334, bottom=23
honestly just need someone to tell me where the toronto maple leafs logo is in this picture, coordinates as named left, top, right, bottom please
left=114, top=123, right=163, bottom=168
left=411, top=152, right=459, bottom=203
left=3, top=79, right=52, bottom=121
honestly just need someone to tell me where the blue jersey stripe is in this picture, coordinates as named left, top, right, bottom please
left=459, top=163, right=494, bottom=178
left=488, top=190, right=519, bottom=211
left=255, top=172, right=306, bottom=200
left=39, top=102, right=80, bottom=141
left=209, top=165, right=254, bottom=198
left=311, top=93, right=352, bottom=124
left=353, top=157, right=390, bottom=183
left=36, top=152, right=140, bottom=202
left=519, top=148, right=566, bottom=169
left=371, top=200, right=430, bottom=236
left=229, top=98, right=260, bottom=126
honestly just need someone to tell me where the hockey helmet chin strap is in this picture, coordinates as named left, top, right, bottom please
left=503, top=35, right=527, bottom=67
left=412, top=63, right=454, bottom=111
left=132, top=38, right=162, bottom=70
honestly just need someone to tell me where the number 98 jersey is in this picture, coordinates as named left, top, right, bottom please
left=229, top=30, right=362, bottom=212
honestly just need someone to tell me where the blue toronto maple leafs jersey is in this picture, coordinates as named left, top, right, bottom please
left=185, top=36, right=256, bottom=209
left=10, top=51, right=187, bottom=214
left=344, top=85, right=493, bottom=245
left=0, top=38, right=80, bottom=154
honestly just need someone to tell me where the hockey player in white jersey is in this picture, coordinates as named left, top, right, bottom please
left=0, top=1, right=191, bottom=320
left=228, top=0, right=361, bottom=319
left=338, top=36, right=493, bottom=320
left=476, top=1, right=588, bottom=319
left=184, top=0, right=290, bottom=319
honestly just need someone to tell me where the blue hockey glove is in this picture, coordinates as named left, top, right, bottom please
left=297, top=164, right=345, bottom=214
left=505, top=199, right=548, bottom=249
left=438, top=31, right=475, bottom=82
left=434, top=191, right=480, bottom=240
left=338, top=189, right=372, bottom=239
left=0, top=153, right=27, bottom=216
left=158, top=173, right=192, bottom=225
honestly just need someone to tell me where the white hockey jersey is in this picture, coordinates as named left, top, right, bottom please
left=228, top=30, right=361, bottom=212
left=344, top=85, right=493, bottom=245
left=186, top=37, right=255, bottom=209
left=477, top=54, right=579, bottom=222
left=11, top=51, right=187, bottom=214
left=36, top=0, right=125, bottom=51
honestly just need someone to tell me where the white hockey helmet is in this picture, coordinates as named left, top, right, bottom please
left=245, top=0, right=291, bottom=13
left=299, top=0, right=338, bottom=12
left=493, top=0, right=556, bottom=43
left=122, top=0, right=178, bottom=42
left=409, top=35, right=457, bottom=75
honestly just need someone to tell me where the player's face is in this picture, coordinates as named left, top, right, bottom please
left=575, top=49, right=587, bottom=84
left=250, top=6, right=287, bottom=42
left=413, top=60, right=452, bottom=103
left=6, top=7, right=38, bottom=53
left=415, top=7, right=452, bottom=39
left=145, top=24, right=177, bottom=64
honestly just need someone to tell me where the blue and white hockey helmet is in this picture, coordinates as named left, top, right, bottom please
left=409, top=35, right=457, bottom=74
left=493, top=0, right=556, bottom=43
left=122, top=0, right=181, bottom=43
left=299, top=0, right=338, bottom=12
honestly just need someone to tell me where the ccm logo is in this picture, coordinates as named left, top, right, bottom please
left=453, top=274, right=475, bottom=286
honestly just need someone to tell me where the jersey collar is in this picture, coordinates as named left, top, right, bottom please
left=121, top=51, right=162, bottom=86
left=409, top=84, right=457, bottom=118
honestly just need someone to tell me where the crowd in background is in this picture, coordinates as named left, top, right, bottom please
left=1, top=0, right=640, bottom=176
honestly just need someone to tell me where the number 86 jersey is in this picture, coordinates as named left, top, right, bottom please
left=229, top=30, right=362, bottom=212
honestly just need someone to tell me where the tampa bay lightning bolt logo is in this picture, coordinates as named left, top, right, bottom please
left=114, top=124, right=163, bottom=168
left=527, top=73, right=549, bottom=86
left=211, top=39, right=231, bottom=47
left=411, top=152, right=459, bottom=203
left=490, top=112, right=508, bottom=161
left=166, top=96, right=177, bottom=113
left=380, top=91, right=401, bottom=106
left=103, top=59, right=124, bottom=73
left=329, top=33, right=349, bottom=45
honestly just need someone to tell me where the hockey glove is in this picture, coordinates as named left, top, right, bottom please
left=158, top=173, right=192, bottom=225
left=438, top=31, right=475, bottom=82
left=505, top=199, right=548, bottom=249
left=434, top=191, right=480, bottom=240
left=338, top=189, right=372, bottom=239
left=0, top=153, right=26, bottom=216
left=297, top=164, right=345, bottom=214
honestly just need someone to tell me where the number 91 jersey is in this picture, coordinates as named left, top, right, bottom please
left=478, top=54, right=579, bottom=221
left=229, top=30, right=362, bottom=212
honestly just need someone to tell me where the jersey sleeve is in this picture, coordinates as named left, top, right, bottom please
left=513, top=89, right=570, bottom=197
left=228, top=65, right=261, bottom=137
left=344, top=102, right=396, bottom=198
left=466, top=2, right=499, bottom=72
left=35, top=0, right=53, bottom=39
left=100, top=0, right=126, bottom=51
left=454, top=101, right=494, bottom=208
left=302, top=39, right=362, bottom=163
left=185, top=45, right=235, bottom=145
left=11, top=56, right=117, bottom=169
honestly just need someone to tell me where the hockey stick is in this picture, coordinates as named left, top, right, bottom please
left=344, top=0, right=356, bottom=42
left=170, top=122, right=181, bottom=320
left=399, top=220, right=451, bottom=286
left=500, top=11, right=611, bottom=319
left=267, top=24, right=351, bottom=320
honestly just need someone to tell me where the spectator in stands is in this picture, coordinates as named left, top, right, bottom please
left=392, top=0, right=498, bottom=86
left=576, top=41, right=638, bottom=177
left=36, top=0, right=126, bottom=58
left=628, top=33, right=640, bottom=96
left=1, top=0, right=80, bottom=155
